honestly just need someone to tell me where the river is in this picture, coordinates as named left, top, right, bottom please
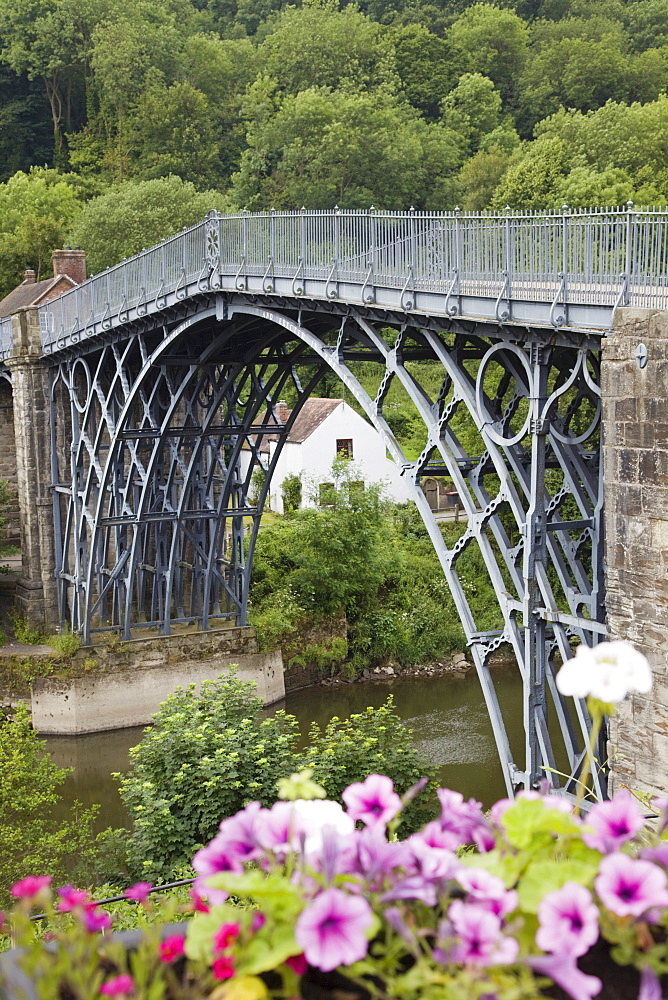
left=42, top=666, right=526, bottom=832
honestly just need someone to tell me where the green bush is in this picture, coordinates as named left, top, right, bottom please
left=48, top=630, right=81, bottom=657
left=120, top=673, right=435, bottom=880
left=302, top=698, right=437, bottom=835
left=281, top=472, right=302, bottom=512
left=287, top=636, right=348, bottom=676
left=0, top=705, right=101, bottom=907
left=118, top=671, right=301, bottom=881
left=10, top=613, right=44, bottom=645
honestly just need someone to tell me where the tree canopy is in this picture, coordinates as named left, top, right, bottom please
left=2, top=0, right=668, bottom=293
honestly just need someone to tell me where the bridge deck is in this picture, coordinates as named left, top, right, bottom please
left=2, top=206, right=667, bottom=359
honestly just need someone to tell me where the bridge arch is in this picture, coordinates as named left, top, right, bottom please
left=51, top=294, right=604, bottom=798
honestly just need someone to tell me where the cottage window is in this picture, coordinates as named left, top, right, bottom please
left=319, top=482, right=337, bottom=506
left=336, top=438, right=353, bottom=459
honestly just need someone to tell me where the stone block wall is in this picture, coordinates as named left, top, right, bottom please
left=602, top=307, right=668, bottom=796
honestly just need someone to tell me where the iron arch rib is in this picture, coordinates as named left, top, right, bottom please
left=52, top=298, right=606, bottom=801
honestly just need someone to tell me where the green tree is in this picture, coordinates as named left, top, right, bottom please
left=442, top=72, right=518, bottom=155
left=232, top=85, right=462, bottom=210
left=126, top=78, right=221, bottom=186
left=449, top=3, right=530, bottom=104
left=68, top=175, right=229, bottom=274
left=251, top=473, right=392, bottom=617
left=457, top=144, right=519, bottom=209
left=0, top=0, right=107, bottom=164
left=258, top=0, right=399, bottom=95
left=491, top=134, right=569, bottom=209
left=0, top=166, right=82, bottom=295
left=392, top=24, right=459, bottom=120
left=0, top=705, right=100, bottom=906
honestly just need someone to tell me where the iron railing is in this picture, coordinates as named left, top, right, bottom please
left=0, top=316, right=12, bottom=360
left=33, top=205, right=668, bottom=353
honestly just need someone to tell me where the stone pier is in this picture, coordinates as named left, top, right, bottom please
left=602, top=307, right=668, bottom=796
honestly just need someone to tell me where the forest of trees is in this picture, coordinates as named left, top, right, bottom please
left=2, top=0, right=668, bottom=293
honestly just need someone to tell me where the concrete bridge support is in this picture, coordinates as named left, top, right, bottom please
left=603, top=308, right=668, bottom=797
left=6, top=307, right=59, bottom=631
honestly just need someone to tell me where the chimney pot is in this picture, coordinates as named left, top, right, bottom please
left=51, top=248, right=86, bottom=285
left=23, top=269, right=36, bottom=284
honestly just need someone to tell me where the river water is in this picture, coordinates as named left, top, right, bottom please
left=42, top=667, right=525, bottom=832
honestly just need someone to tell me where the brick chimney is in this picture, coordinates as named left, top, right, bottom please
left=51, top=248, right=86, bottom=285
left=276, top=400, right=290, bottom=424
left=22, top=269, right=36, bottom=284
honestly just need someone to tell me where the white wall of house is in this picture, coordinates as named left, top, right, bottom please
left=266, top=401, right=413, bottom=513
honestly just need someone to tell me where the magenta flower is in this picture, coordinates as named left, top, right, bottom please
left=124, top=882, right=152, bottom=904
left=443, top=900, right=519, bottom=966
left=100, top=975, right=134, bottom=997
left=595, top=853, right=668, bottom=918
left=57, top=886, right=91, bottom=912
left=159, top=935, right=186, bottom=963
left=528, top=955, right=601, bottom=1000
left=83, top=906, right=112, bottom=933
left=11, top=875, right=52, bottom=900
left=342, top=775, right=402, bottom=828
left=583, top=791, right=645, bottom=854
left=295, top=887, right=373, bottom=972
left=250, top=912, right=267, bottom=933
left=285, top=953, right=308, bottom=975
left=212, top=956, right=235, bottom=980
left=535, top=883, right=599, bottom=958
left=457, top=868, right=518, bottom=918
left=213, top=921, right=240, bottom=953
left=256, top=801, right=304, bottom=858
left=641, top=843, right=668, bottom=869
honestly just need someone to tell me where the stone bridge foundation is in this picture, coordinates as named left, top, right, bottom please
left=603, top=308, right=668, bottom=797
left=6, top=307, right=58, bottom=631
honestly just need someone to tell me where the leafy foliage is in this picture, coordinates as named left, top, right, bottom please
left=0, top=705, right=101, bottom=906
left=119, top=671, right=435, bottom=880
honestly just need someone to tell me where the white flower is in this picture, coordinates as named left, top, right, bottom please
left=556, top=641, right=652, bottom=703
left=289, top=799, right=355, bottom=855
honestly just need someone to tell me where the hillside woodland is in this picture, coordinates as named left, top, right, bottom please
left=1, top=0, right=668, bottom=292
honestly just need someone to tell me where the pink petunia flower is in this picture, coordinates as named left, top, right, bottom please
left=190, top=886, right=210, bottom=912
left=212, top=956, right=235, bottom=980
left=213, top=922, right=240, bottom=953
left=528, top=954, right=601, bottom=1000
left=124, top=882, right=152, bottom=904
left=159, top=935, right=186, bottom=963
left=595, top=853, right=668, bottom=918
left=83, top=906, right=112, bottom=933
left=100, top=975, right=134, bottom=997
left=57, top=885, right=90, bottom=912
left=285, top=953, right=308, bottom=975
left=295, top=887, right=373, bottom=972
left=535, top=883, right=599, bottom=958
left=250, top=912, right=267, bottom=933
left=445, top=900, right=519, bottom=966
left=456, top=867, right=518, bottom=918
left=11, top=875, right=52, bottom=900
left=583, top=791, right=645, bottom=854
left=638, top=966, right=662, bottom=1000
left=436, top=789, right=492, bottom=851
left=342, top=775, right=402, bottom=828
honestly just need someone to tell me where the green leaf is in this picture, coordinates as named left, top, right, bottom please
left=518, top=857, right=600, bottom=913
left=501, top=798, right=582, bottom=850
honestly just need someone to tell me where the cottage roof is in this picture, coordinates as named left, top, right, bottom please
left=286, top=397, right=342, bottom=443
left=0, top=275, right=75, bottom=319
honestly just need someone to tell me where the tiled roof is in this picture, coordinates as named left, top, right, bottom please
left=286, top=397, right=342, bottom=443
left=248, top=398, right=344, bottom=453
left=0, top=275, right=75, bottom=318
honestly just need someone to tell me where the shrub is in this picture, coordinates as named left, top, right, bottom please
left=301, top=697, right=437, bottom=834
left=281, top=472, right=302, bottom=512
left=10, top=613, right=43, bottom=645
left=118, top=671, right=301, bottom=881
left=0, top=705, right=100, bottom=907
left=120, top=674, right=435, bottom=879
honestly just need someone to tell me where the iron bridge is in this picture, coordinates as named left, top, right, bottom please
left=5, top=205, right=668, bottom=800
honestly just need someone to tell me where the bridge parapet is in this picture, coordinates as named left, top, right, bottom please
left=36, top=206, right=668, bottom=353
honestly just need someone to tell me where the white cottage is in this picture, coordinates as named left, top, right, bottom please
left=251, top=398, right=412, bottom=514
